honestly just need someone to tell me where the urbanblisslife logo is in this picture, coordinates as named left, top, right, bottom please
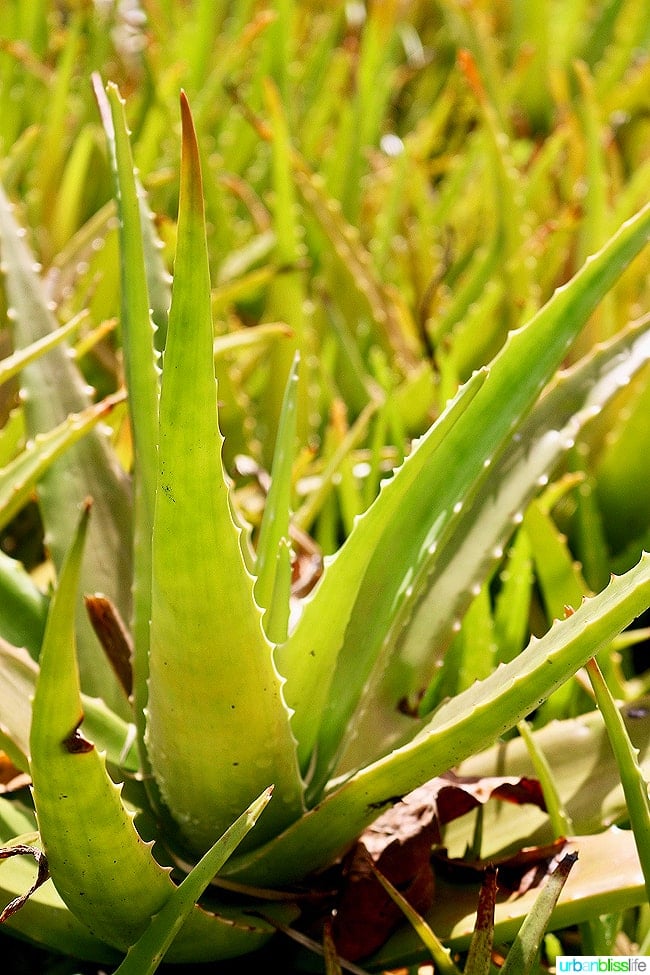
left=557, top=959, right=650, bottom=972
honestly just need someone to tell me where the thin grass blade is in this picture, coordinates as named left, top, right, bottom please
left=499, top=852, right=578, bottom=975
left=585, top=657, right=650, bottom=901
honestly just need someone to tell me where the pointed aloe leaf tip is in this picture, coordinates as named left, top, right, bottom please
left=179, top=90, right=204, bottom=220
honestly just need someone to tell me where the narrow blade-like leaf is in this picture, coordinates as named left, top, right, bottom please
left=115, top=788, right=273, bottom=975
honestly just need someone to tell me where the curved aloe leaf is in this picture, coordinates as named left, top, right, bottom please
left=30, top=502, right=178, bottom=949
left=284, top=201, right=650, bottom=793
left=224, top=554, right=650, bottom=885
left=27, top=501, right=290, bottom=962
left=348, top=315, right=650, bottom=760
left=0, top=637, right=138, bottom=774
left=146, top=93, right=303, bottom=856
left=115, top=788, right=273, bottom=975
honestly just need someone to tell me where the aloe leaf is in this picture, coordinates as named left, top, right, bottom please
left=95, top=78, right=159, bottom=531
left=300, top=304, right=650, bottom=787
left=94, top=76, right=161, bottom=770
left=278, top=368, right=487, bottom=774
left=226, top=555, right=650, bottom=885
left=254, top=351, right=299, bottom=637
left=30, top=501, right=175, bottom=948
left=146, top=93, right=303, bottom=857
left=27, top=501, right=286, bottom=961
left=0, top=391, right=124, bottom=534
left=115, top=788, right=273, bottom=975
left=0, top=180, right=133, bottom=714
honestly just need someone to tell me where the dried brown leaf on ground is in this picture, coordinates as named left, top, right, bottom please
left=330, top=772, right=547, bottom=960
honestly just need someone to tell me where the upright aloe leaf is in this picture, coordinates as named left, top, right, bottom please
left=94, top=76, right=161, bottom=766
left=350, top=315, right=650, bottom=756
left=254, top=350, right=299, bottom=642
left=277, top=368, right=488, bottom=775
left=146, top=93, right=303, bottom=856
left=0, top=182, right=132, bottom=715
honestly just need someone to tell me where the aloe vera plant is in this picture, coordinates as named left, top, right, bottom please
left=0, top=17, right=650, bottom=973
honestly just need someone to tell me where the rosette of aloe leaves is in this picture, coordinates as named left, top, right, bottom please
left=0, top=72, right=649, bottom=973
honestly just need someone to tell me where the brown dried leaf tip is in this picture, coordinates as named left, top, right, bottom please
left=0, top=844, right=49, bottom=922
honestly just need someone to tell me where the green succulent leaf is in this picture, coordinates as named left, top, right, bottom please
left=225, top=553, right=650, bottom=885
left=94, top=75, right=163, bottom=776
left=354, top=315, right=650, bottom=755
left=284, top=203, right=650, bottom=793
left=27, top=500, right=290, bottom=962
left=0, top=181, right=132, bottom=715
left=114, top=787, right=273, bottom=975
left=146, top=93, right=303, bottom=856
left=30, top=501, right=176, bottom=949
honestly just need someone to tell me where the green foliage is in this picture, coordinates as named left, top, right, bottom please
left=0, top=2, right=649, bottom=973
